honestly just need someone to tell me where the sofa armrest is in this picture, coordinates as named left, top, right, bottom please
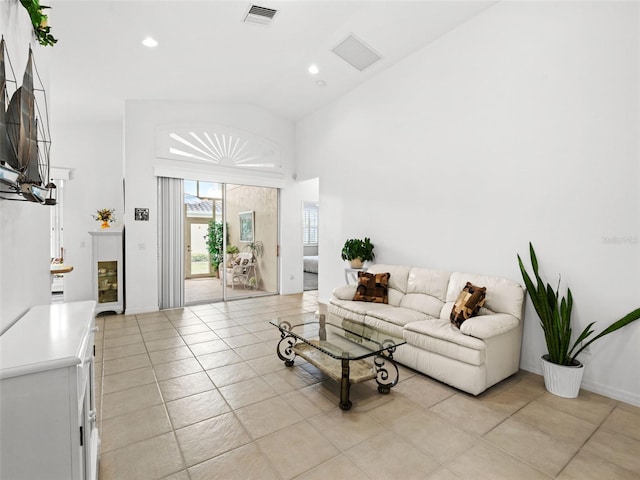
left=332, top=285, right=356, bottom=300
left=460, top=313, right=519, bottom=339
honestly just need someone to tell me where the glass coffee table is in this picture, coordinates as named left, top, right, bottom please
left=270, top=312, right=406, bottom=410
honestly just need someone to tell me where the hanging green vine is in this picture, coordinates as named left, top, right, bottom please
left=19, top=0, right=57, bottom=47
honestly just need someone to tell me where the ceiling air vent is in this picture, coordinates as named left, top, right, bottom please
left=332, top=34, right=382, bottom=72
left=243, top=5, right=278, bottom=26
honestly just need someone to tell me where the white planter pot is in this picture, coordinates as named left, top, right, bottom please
left=540, top=354, right=584, bottom=398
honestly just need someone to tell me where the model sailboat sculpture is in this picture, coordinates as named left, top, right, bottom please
left=0, top=38, right=55, bottom=204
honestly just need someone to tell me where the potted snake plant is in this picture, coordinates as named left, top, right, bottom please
left=518, top=242, right=640, bottom=398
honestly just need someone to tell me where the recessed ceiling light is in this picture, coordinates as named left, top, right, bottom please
left=142, top=37, right=158, bottom=48
left=308, top=64, right=319, bottom=75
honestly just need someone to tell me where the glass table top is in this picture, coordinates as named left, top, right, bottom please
left=270, top=312, right=406, bottom=361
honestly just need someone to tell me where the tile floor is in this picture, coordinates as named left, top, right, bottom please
left=94, top=292, right=640, bottom=480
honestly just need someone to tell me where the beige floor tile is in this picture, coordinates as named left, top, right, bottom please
left=394, top=375, right=455, bottom=408
left=103, top=325, right=141, bottom=339
left=162, top=470, right=190, bottom=480
left=616, top=400, right=640, bottom=416
left=166, top=389, right=230, bottom=429
left=474, top=384, right=531, bottom=415
left=99, top=432, right=184, bottom=480
left=296, top=454, right=371, bottom=480
left=101, top=404, right=172, bottom=452
left=102, top=366, right=156, bottom=394
left=139, top=320, right=175, bottom=333
left=283, top=384, right=337, bottom=418
left=388, top=409, right=477, bottom=464
left=484, top=416, right=579, bottom=476
left=232, top=341, right=274, bottom=360
left=247, top=353, right=287, bottom=375
left=223, top=332, right=262, bottom=348
left=513, top=401, right=597, bottom=447
left=170, top=316, right=204, bottom=327
left=557, top=448, right=638, bottom=480
left=218, top=376, right=278, bottom=409
left=311, top=408, right=387, bottom=451
left=430, top=393, right=510, bottom=436
left=214, top=325, right=250, bottom=338
left=187, top=339, right=229, bottom=356
left=206, top=362, right=259, bottom=387
left=196, top=349, right=243, bottom=369
left=580, top=429, right=640, bottom=474
left=102, top=342, right=147, bottom=360
left=535, top=390, right=617, bottom=425
left=446, top=440, right=549, bottom=480
left=501, top=370, right=547, bottom=400
left=103, top=333, right=144, bottom=348
left=600, top=405, right=640, bottom=441
left=263, top=367, right=319, bottom=394
left=257, top=420, right=340, bottom=479
left=141, top=328, right=179, bottom=342
left=159, top=371, right=215, bottom=402
left=346, top=430, right=439, bottom=479
left=176, top=412, right=251, bottom=467
left=367, top=394, right=422, bottom=427
left=149, top=346, right=195, bottom=365
left=103, top=353, right=151, bottom=376
left=176, top=323, right=211, bottom=335
left=153, top=356, right=203, bottom=381
left=426, top=467, right=465, bottom=480
left=188, top=443, right=280, bottom=480
left=145, top=336, right=187, bottom=352
left=181, top=331, right=220, bottom=345
left=236, top=395, right=303, bottom=439
left=101, top=383, right=163, bottom=420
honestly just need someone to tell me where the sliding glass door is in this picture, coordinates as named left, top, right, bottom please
left=181, top=179, right=278, bottom=305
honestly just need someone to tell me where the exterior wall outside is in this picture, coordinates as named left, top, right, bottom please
left=295, top=2, right=640, bottom=404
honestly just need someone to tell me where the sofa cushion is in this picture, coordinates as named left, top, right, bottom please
left=404, top=318, right=486, bottom=351
left=406, top=267, right=451, bottom=301
left=450, top=282, right=486, bottom=328
left=365, top=305, right=429, bottom=327
left=403, top=321, right=486, bottom=366
left=353, top=271, right=390, bottom=303
left=444, top=272, right=524, bottom=320
left=363, top=315, right=406, bottom=339
left=367, top=264, right=411, bottom=294
left=328, top=301, right=367, bottom=324
left=333, top=284, right=357, bottom=301
left=459, top=313, right=519, bottom=339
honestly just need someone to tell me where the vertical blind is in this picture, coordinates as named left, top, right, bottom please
left=303, top=202, right=318, bottom=245
left=158, top=177, right=184, bottom=309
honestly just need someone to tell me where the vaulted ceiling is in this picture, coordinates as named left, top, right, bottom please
left=49, top=1, right=497, bottom=124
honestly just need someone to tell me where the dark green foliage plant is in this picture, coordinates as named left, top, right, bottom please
left=518, top=242, right=640, bottom=366
left=341, top=237, right=375, bottom=262
left=20, top=0, right=57, bottom=46
left=206, top=221, right=224, bottom=272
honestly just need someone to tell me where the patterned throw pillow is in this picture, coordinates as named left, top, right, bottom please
left=353, top=272, right=390, bottom=304
left=450, top=282, right=486, bottom=328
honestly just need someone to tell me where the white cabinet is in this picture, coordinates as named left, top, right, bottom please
left=0, top=301, right=99, bottom=480
left=90, top=229, right=124, bottom=314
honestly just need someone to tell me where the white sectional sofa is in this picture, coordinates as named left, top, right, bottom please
left=329, top=264, right=525, bottom=395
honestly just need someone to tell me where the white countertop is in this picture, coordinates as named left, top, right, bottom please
left=0, top=301, right=97, bottom=379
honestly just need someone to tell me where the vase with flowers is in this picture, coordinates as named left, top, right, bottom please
left=93, top=208, right=115, bottom=229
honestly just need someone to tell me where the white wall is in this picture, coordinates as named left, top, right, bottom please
left=124, top=101, right=295, bottom=313
left=0, top=3, right=53, bottom=333
left=49, top=123, right=124, bottom=303
left=296, top=2, right=640, bottom=404
left=280, top=177, right=319, bottom=294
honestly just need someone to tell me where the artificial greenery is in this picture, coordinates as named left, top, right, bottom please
left=518, top=242, right=640, bottom=366
left=205, top=221, right=225, bottom=272
left=341, top=237, right=375, bottom=262
left=226, top=244, right=239, bottom=255
left=244, top=240, right=264, bottom=261
left=19, top=0, right=57, bottom=47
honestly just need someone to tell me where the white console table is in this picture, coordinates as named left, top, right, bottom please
left=0, top=301, right=99, bottom=480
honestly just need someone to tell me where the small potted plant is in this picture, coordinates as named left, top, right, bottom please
left=341, top=237, right=375, bottom=268
left=518, top=242, right=640, bottom=398
left=244, top=240, right=264, bottom=261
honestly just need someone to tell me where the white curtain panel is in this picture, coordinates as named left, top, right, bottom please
left=158, top=177, right=184, bottom=309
